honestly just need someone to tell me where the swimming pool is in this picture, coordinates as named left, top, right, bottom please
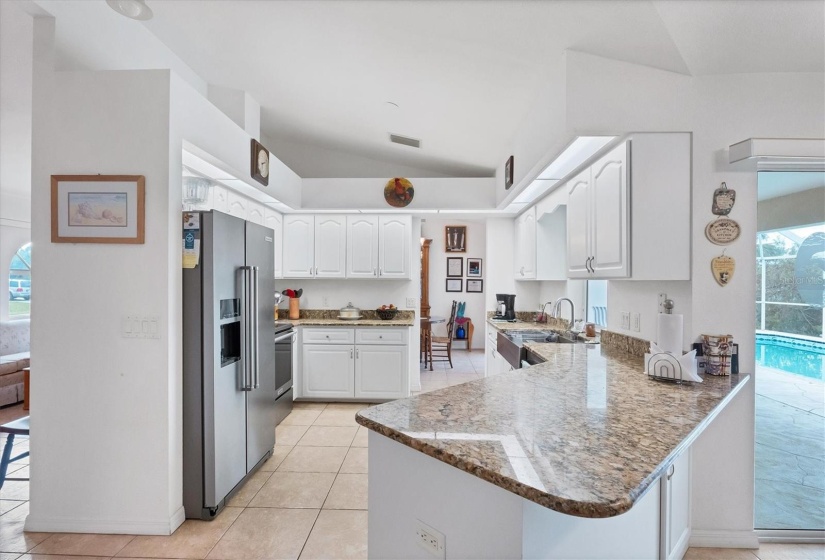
left=755, top=334, right=825, bottom=381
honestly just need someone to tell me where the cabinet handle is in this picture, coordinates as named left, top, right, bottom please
left=667, top=464, right=675, bottom=481
left=379, top=335, right=383, bottom=339
left=350, top=348, right=353, bottom=359
left=356, top=348, right=360, bottom=359
left=373, top=268, right=377, bottom=276
left=379, top=268, right=383, bottom=276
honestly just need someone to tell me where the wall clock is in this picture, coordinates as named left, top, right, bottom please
left=251, top=139, right=269, bottom=186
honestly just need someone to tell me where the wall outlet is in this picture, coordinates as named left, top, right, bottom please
left=632, top=312, right=641, bottom=332
left=406, top=297, right=417, bottom=309
left=322, top=296, right=329, bottom=308
left=621, top=311, right=630, bottom=330
left=415, top=520, right=445, bottom=558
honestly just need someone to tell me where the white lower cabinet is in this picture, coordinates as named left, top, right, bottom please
left=301, top=327, right=409, bottom=400
left=660, top=448, right=691, bottom=560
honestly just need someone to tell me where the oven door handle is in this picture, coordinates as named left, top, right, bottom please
left=274, top=331, right=296, bottom=344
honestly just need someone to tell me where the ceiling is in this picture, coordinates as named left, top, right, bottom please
left=758, top=171, right=825, bottom=201
left=48, top=0, right=825, bottom=177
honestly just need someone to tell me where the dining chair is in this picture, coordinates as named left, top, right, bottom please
left=429, top=301, right=458, bottom=369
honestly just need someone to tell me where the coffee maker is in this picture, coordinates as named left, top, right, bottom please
left=495, top=293, right=516, bottom=321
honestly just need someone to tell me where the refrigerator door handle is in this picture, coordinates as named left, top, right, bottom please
left=240, top=266, right=253, bottom=391
left=252, top=266, right=260, bottom=389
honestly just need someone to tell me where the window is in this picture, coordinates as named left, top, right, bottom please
left=8, top=243, right=31, bottom=318
left=586, top=280, right=607, bottom=327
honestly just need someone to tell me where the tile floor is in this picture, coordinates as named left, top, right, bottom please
left=0, top=350, right=821, bottom=559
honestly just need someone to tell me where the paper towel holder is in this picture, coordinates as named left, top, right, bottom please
left=663, top=299, right=675, bottom=314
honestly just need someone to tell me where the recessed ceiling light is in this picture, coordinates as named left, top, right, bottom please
left=106, top=0, right=153, bottom=20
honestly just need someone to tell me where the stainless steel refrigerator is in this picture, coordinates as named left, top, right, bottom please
left=182, top=210, right=276, bottom=520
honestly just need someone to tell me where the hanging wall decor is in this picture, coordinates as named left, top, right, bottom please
left=384, top=177, right=414, bottom=207
left=445, top=225, right=467, bottom=252
left=705, top=217, right=741, bottom=245
left=712, top=182, right=736, bottom=215
left=250, top=139, right=270, bottom=186
left=504, top=155, right=514, bottom=190
left=711, top=252, right=736, bottom=286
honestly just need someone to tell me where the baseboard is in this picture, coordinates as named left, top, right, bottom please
left=25, top=509, right=185, bottom=535
left=669, top=528, right=691, bottom=560
left=757, top=529, right=825, bottom=543
left=690, top=529, right=760, bottom=549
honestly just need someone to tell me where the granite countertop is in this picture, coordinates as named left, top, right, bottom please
left=356, top=343, right=749, bottom=518
left=275, top=308, right=415, bottom=327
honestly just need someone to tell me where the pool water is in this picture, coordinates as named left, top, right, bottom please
left=755, top=334, right=825, bottom=381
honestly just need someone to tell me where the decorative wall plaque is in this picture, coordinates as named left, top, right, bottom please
left=711, top=254, right=735, bottom=286
left=712, top=182, right=736, bottom=215
left=705, top=217, right=741, bottom=245
left=384, top=177, right=414, bottom=207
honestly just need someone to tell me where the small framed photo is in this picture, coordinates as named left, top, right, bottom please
left=445, top=225, right=466, bottom=253
left=51, top=175, right=145, bottom=244
left=466, top=279, right=484, bottom=293
left=446, top=257, right=463, bottom=277
left=467, top=258, right=482, bottom=277
left=446, top=278, right=463, bottom=292
left=504, top=155, right=514, bottom=190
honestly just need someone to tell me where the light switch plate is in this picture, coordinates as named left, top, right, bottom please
left=406, top=297, right=416, bottom=308
left=122, top=315, right=160, bottom=339
left=621, top=311, right=630, bottom=330
left=632, top=312, right=641, bottom=332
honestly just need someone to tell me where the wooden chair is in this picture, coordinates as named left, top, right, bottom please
left=0, top=416, right=29, bottom=490
left=430, top=301, right=458, bottom=369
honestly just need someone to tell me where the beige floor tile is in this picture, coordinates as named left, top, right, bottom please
left=684, top=548, right=759, bottom=560
left=339, top=448, right=368, bottom=474
left=275, top=424, right=310, bottom=446
left=755, top=543, right=825, bottom=560
left=206, top=507, right=317, bottom=560
left=0, top=501, right=28, bottom=522
left=297, top=426, right=357, bottom=447
left=299, top=509, right=367, bottom=560
left=0, top=501, right=24, bottom=515
left=0, top=553, right=20, bottom=560
left=292, top=402, right=327, bottom=411
left=30, top=533, right=134, bottom=557
left=0, top=521, right=50, bottom=553
left=324, top=403, right=369, bottom=412
left=351, top=427, right=369, bottom=448
left=259, top=445, right=293, bottom=472
left=249, top=472, right=336, bottom=509
left=280, top=409, right=323, bottom=426
left=225, top=469, right=273, bottom=508
left=0, top=482, right=28, bottom=502
left=18, top=555, right=111, bottom=559
left=323, top=474, right=368, bottom=510
left=277, top=447, right=347, bottom=473
left=115, top=506, right=242, bottom=559
left=312, top=408, right=360, bottom=427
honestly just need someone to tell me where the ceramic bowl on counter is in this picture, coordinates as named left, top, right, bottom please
left=338, top=302, right=362, bottom=320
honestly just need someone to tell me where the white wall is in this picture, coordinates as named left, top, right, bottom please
left=301, top=177, right=496, bottom=210
left=421, top=218, right=486, bottom=349
left=562, top=50, right=825, bottom=545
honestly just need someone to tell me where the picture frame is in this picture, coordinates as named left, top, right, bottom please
left=466, top=279, right=484, bottom=293
left=446, top=278, right=463, bottom=292
left=467, top=258, right=482, bottom=277
left=51, top=175, right=145, bottom=244
left=504, top=155, right=514, bottom=190
left=445, top=225, right=467, bottom=253
left=446, top=257, right=463, bottom=277
left=251, top=139, right=270, bottom=186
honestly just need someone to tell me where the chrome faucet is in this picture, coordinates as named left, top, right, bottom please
left=553, top=298, right=575, bottom=328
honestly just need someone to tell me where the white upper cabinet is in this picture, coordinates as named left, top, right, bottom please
left=314, top=215, right=347, bottom=278
left=566, top=170, right=591, bottom=277
left=247, top=202, right=265, bottom=225
left=226, top=190, right=249, bottom=219
left=212, top=185, right=229, bottom=213
left=378, top=215, right=411, bottom=278
left=264, top=209, right=284, bottom=279
left=590, top=143, right=630, bottom=277
left=347, top=215, right=380, bottom=278
left=283, top=215, right=315, bottom=278
left=514, top=206, right=536, bottom=279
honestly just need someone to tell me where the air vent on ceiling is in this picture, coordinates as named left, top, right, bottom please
left=390, top=134, right=421, bottom=149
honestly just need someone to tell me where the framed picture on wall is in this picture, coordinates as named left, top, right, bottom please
left=446, top=257, right=463, bottom=277
left=466, top=279, right=483, bottom=293
left=445, top=226, right=466, bottom=252
left=446, top=278, right=463, bottom=292
left=504, top=155, right=514, bottom=190
left=467, top=258, right=482, bottom=277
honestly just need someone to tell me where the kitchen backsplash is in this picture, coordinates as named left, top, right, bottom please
left=276, top=308, right=415, bottom=321
left=599, top=330, right=650, bottom=358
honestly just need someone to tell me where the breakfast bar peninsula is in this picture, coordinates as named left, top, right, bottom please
left=356, top=343, right=750, bottom=560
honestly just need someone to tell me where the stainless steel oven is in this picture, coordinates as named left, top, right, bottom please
left=273, top=323, right=295, bottom=426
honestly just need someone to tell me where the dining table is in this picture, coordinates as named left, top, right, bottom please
left=420, top=316, right=446, bottom=371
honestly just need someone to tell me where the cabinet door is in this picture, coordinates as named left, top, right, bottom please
left=378, top=215, right=411, bottom=278
left=665, top=449, right=691, bottom=560
left=566, top=170, right=591, bottom=278
left=302, top=345, right=354, bottom=398
left=315, top=215, right=347, bottom=278
left=283, top=215, right=315, bottom=278
left=247, top=202, right=265, bottom=225
left=212, top=185, right=229, bottom=213
left=264, top=209, right=284, bottom=279
left=347, top=215, right=379, bottom=278
left=355, top=344, right=408, bottom=399
left=591, top=142, right=630, bottom=278
left=227, top=191, right=248, bottom=219
left=522, top=208, right=536, bottom=278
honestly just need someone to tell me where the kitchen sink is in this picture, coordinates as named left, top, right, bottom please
left=497, top=330, right=579, bottom=369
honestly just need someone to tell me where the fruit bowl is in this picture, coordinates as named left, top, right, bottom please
left=376, top=308, right=398, bottom=320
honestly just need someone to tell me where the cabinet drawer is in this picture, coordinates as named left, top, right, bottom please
left=302, top=328, right=355, bottom=345
left=356, top=328, right=406, bottom=345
